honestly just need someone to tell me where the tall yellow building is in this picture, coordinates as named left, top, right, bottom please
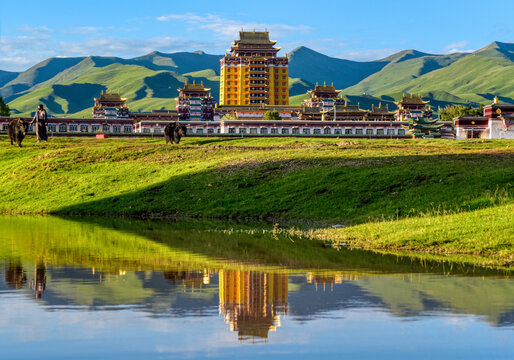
left=219, top=30, right=289, bottom=106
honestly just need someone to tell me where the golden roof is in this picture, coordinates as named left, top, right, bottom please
left=235, top=30, right=277, bottom=45
left=309, top=84, right=341, bottom=94
left=397, top=94, right=428, bottom=105
left=95, top=91, right=127, bottom=102
left=371, top=103, right=392, bottom=114
left=181, top=83, right=210, bottom=92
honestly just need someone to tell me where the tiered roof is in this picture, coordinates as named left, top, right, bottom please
left=95, top=91, right=127, bottom=103
left=396, top=94, right=428, bottom=106
left=370, top=103, right=393, bottom=114
left=230, top=30, right=281, bottom=53
left=233, top=30, right=278, bottom=46
left=180, top=82, right=211, bottom=93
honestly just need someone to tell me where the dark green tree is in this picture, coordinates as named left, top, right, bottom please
left=264, top=110, right=281, bottom=120
left=439, top=104, right=483, bottom=122
left=0, top=97, right=10, bottom=116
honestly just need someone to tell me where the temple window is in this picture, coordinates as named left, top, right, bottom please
left=250, top=128, right=257, bottom=134
left=59, top=124, right=67, bottom=132
left=366, top=128, right=373, bottom=135
left=260, top=128, right=268, bottom=134
left=345, top=129, right=352, bottom=135
left=356, top=129, right=363, bottom=134
left=377, top=129, right=384, bottom=135
left=303, top=128, right=310, bottom=135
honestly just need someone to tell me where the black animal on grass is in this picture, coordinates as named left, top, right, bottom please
left=165, top=122, right=187, bottom=144
left=7, top=118, right=28, bottom=147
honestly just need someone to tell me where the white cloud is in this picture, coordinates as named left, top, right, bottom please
left=17, top=26, right=52, bottom=36
left=58, top=36, right=220, bottom=57
left=337, top=48, right=400, bottom=61
left=443, top=41, right=475, bottom=54
left=157, top=13, right=311, bottom=40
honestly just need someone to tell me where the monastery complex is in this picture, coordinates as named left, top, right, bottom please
left=1, top=30, right=513, bottom=139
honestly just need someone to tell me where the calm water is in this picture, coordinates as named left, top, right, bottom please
left=0, top=216, right=512, bottom=359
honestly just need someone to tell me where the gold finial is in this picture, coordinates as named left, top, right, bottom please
left=253, top=28, right=255, bottom=32
left=379, top=102, right=382, bottom=107
left=493, top=96, right=499, bottom=105
left=324, top=81, right=326, bottom=86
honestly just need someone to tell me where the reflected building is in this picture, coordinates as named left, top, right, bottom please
left=5, top=262, right=26, bottom=289
left=219, top=270, right=288, bottom=342
left=163, top=269, right=213, bottom=290
left=31, top=263, right=47, bottom=299
left=307, top=272, right=359, bottom=291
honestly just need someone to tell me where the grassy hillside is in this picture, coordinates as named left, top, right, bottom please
left=381, top=55, right=514, bottom=104
left=345, top=42, right=514, bottom=106
left=345, top=53, right=468, bottom=95
left=0, top=136, right=512, bottom=266
left=7, top=63, right=219, bottom=116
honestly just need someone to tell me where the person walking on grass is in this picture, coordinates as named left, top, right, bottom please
left=30, top=104, right=48, bottom=143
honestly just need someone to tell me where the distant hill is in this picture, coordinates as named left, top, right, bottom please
left=2, top=41, right=513, bottom=117
left=0, top=70, right=19, bottom=89
left=288, top=46, right=387, bottom=89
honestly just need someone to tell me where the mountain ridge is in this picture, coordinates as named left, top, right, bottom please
left=2, top=41, right=513, bottom=117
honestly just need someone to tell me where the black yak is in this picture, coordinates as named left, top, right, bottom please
left=165, top=122, right=187, bottom=144
left=7, top=118, right=28, bottom=147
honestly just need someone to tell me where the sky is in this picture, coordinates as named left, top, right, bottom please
left=0, top=0, right=512, bottom=72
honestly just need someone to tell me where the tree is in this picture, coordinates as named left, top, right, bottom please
left=264, top=110, right=281, bottom=120
left=222, top=112, right=238, bottom=120
left=0, top=97, right=10, bottom=116
left=439, top=104, right=483, bottom=122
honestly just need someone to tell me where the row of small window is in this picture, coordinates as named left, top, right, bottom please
left=227, top=128, right=406, bottom=135
left=223, top=100, right=287, bottom=105
left=0, top=123, right=133, bottom=133
left=225, top=67, right=286, bottom=72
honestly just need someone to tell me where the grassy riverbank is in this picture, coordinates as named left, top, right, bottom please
left=1, top=136, right=513, bottom=267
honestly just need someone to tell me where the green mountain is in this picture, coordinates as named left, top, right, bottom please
left=345, top=42, right=514, bottom=106
left=2, top=41, right=513, bottom=117
left=287, top=46, right=388, bottom=89
left=0, top=70, right=19, bottom=88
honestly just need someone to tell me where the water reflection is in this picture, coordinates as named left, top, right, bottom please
left=0, top=216, right=512, bottom=358
left=219, top=270, right=288, bottom=342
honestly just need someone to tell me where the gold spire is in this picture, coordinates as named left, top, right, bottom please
left=493, top=96, right=499, bottom=105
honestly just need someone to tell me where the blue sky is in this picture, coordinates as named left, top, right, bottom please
left=0, top=0, right=512, bottom=71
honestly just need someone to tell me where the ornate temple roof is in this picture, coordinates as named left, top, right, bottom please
left=309, top=84, right=341, bottom=95
left=396, top=94, right=428, bottom=105
left=181, top=83, right=211, bottom=92
left=235, top=30, right=277, bottom=45
left=370, top=103, right=393, bottom=114
left=95, top=91, right=127, bottom=102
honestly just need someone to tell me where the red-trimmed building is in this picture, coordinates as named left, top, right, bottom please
left=93, top=91, right=130, bottom=118
left=454, top=97, right=514, bottom=139
left=395, top=94, right=432, bottom=121
left=176, top=82, right=215, bottom=121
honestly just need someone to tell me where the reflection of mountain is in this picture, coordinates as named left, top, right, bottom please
left=219, top=270, right=288, bottom=342
left=0, top=215, right=513, bottom=331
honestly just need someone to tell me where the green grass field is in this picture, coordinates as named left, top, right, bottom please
left=1, top=136, right=513, bottom=267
